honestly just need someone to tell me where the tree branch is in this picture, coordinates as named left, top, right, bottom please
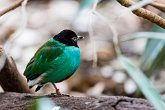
left=150, top=2, right=165, bottom=12
left=0, top=92, right=154, bottom=110
left=117, top=0, right=165, bottom=29
left=0, top=0, right=24, bottom=17
left=0, top=46, right=33, bottom=93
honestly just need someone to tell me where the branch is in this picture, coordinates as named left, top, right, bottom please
left=0, top=0, right=24, bottom=17
left=150, top=2, right=165, bottom=12
left=0, top=46, right=33, bottom=93
left=0, top=92, right=154, bottom=110
left=117, top=0, right=165, bottom=29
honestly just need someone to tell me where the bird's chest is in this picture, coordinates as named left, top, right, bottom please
left=55, top=46, right=80, bottom=73
left=65, top=47, right=80, bottom=64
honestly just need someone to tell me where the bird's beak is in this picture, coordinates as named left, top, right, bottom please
left=77, top=36, right=84, bottom=41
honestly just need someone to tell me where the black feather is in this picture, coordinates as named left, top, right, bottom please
left=35, top=84, right=43, bottom=92
left=53, top=29, right=79, bottom=47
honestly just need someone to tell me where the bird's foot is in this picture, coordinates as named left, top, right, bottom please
left=51, top=83, right=70, bottom=97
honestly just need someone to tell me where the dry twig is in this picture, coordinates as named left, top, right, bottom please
left=117, top=0, right=165, bottom=29
left=150, top=2, right=165, bottom=12
left=0, top=0, right=24, bottom=17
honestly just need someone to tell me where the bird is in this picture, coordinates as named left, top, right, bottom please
left=23, top=29, right=83, bottom=95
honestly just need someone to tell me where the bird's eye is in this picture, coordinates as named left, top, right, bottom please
left=72, top=37, right=77, bottom=41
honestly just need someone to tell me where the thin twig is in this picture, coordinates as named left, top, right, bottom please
left=89, top=14, right=98, bottom=67
left=4, top=0, right=28, bottom=53
left=150, top=2, right=165, bottom=12
left=0, top=0, right=24, bottom=17
left=117, top=0, right=165, bottom=29
left=94, top=11, right=121, bottom=56
left=88, top=0, right=99, bottom=67
left=89, top=0, right=121, bottom=60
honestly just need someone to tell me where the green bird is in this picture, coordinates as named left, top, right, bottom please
left=24, top=30, right=83, bottom=94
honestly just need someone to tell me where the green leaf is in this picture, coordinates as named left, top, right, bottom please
left=27, top=98, right=61, bottom=110
left=140, top=24, right=165, bottom=77
left=141, top=40, right=165, bottom=76
left=120, top=32, right=165, bottom=42
left=75, top=0, right=96, bottom=18
left=78, top=0, right=96, bottom=12
left=118, top=55, right=165, bottom=110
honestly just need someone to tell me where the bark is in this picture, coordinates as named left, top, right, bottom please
left=0, top=0, right=24, bottom=17
left=0, top=92, right=154, bottom=110
left=0, top=47, right=32, bottom=93
left=117, top=0, right=165, bottom=29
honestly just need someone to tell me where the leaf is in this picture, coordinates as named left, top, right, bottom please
left=78, top=0, right=96, bottom=12
left=140, top=24, right=165, bottom=77
left=118, top=55, right=165, bottom=110
left=120, top=32, right=165, bottom=42
left=27, top=98, right=61, bottom=110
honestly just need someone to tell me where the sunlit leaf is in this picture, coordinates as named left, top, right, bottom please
left=118, top=55, right=165, bottom=110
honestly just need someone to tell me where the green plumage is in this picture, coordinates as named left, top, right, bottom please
left=24, top=38, right=80, bottom=86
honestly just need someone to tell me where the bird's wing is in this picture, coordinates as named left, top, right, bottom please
left=24, top=45, right=64, bottom=81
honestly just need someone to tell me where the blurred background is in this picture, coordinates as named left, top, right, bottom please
left=0, top=0, right=165, bottom=98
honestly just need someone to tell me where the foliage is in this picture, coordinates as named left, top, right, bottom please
left=119, top=55, right=165, bottom=110
left=140, top=23, right=165, bottom=77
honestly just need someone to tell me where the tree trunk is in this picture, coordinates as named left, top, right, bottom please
left=0, top=46, right=33, bottom=93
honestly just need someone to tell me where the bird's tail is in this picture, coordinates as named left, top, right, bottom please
left=28, top=75, right=43, bottom=89
left=35, top=84, right=43, bottom=92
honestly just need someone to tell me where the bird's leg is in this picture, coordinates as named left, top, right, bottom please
left=51, top=83, right=70, bottom=97
left=52, top=83, right=61, bottom=95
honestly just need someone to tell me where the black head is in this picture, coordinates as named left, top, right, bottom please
left=53, top=30, right=82, bottom=47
